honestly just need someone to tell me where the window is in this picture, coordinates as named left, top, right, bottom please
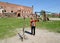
left=4, top=10, right=6, bottom=12
left=11, top=10, right=13, bottom=13
left=2, top=10, right=6, bottom=13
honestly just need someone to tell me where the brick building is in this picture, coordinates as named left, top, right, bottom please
left=0, top=2, right=33, bottom=18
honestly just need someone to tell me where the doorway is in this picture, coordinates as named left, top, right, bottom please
left=18, top=13, right=21, bottom=17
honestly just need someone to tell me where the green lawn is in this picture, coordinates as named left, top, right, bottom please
left=0, top=18, right=60, bottom=39
left=37, top=20, right=60, bottom=32
left=0, top=18, right=30, bottom=39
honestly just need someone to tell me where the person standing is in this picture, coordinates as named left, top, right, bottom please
left=30, top=17, right=37, bottom=35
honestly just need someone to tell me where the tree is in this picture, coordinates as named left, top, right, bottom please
left=59, top=13, right=60, bottom=18
left=41, top=10, right=46, bottom=21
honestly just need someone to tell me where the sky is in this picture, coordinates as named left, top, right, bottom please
left=0, top=0, right=60, bottom=13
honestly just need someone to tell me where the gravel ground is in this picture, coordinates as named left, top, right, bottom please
left=0, top=28, right=60, bottom=43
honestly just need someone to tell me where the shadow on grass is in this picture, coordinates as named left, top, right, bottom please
left=57, top=31, right=60, bottom=33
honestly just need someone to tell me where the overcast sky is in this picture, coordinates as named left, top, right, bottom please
left=0, top=0, right=60, bottom=13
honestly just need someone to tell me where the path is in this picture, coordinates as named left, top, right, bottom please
left=0, top=28, right=60, bottom=43
left=49, top=18, right=60, bottom=20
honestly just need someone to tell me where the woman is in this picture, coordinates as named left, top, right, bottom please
left=30, top=17, right=37, bottom=35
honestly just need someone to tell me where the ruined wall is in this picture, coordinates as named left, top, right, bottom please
left=0, top=2, right=33, bottom=18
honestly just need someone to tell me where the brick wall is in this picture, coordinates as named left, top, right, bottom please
left=0, top=2, right=33, bottom=18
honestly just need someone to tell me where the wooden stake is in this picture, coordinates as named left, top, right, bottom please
left=23, top=16, right=25, bottom=40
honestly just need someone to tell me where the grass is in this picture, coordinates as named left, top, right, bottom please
left=0, top=18, right=60, bottom=39
left=37, top=20, right=60, bottom=32
left=0, top=18, right=30, bottom=39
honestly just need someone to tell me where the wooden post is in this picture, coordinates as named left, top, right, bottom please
left=22, top=16, right=25, bottom=41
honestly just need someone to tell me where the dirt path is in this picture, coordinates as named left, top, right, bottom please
left=49, top=18, right=60, bottom=20
left=0, top=28, right=60, bottom=43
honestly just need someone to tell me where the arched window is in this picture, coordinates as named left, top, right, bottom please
left=11, top=10, right=13, bottom=13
